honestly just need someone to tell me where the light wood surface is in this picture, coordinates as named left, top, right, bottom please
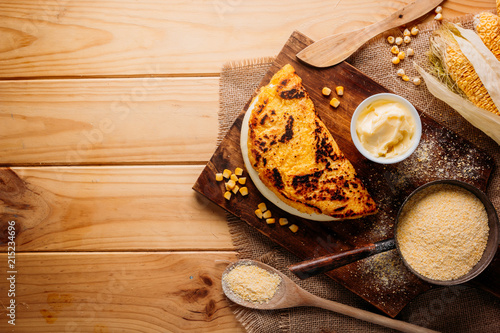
left=0, top=0, right=496, bottom=331
left=0, top=78, right=219, bottom=165
left=0, top=252, right=244, bottom=332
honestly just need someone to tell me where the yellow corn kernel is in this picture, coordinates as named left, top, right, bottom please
left=435, top=6, right=442, bottom=14
left=226, top=179, right=236, bottom=190
left=230, top=174, right=238, bottom=182
left=407, top=48, right=415, bottom=56
left=322, top=87, right=332, bottom=96
left=390, top=45, right=400, bottom=54
left=255, top=209, right=263, bottom=219
left=402, top=75, right=410, bottom=82
left=263, top=210, right=272, bottom=219
left=238, top=177, right=247, bottom=185
left=266, top=218, right=276, bottom=224
left=223, top=169, right=232, bottom=179
left=239, top=187, right=249, bottom=196
left=258, top=202, right=267, bottom=212
left=224, top=191, right=232, bottom=200
left=413, top=77, right=421, bottom=86
left=434, top=13, right=443, bottom=21
left=411, top=26, right=419, bottom=36
left=387, top=36, right=395, bottom=44
left=215, top=173, right=223, bottom=181
left=474, top=12, right=500, bottom=61
left=232, top=184, right=240, bottom=194
left=289, top=224, right=299, bottom=233
left=403, top=36, right=411, bottom=44
left=398, top=51, right=406, bottom=60
left=403, top=28, right=411, bottom=37
left=234, top=167, right=244, bottom=176
left=391, top=56, right=400, bottom=65
left=279, top=218, right=289, bottom=226
left=335, top=86, right=344, bottom=96
left=395, top=37, right=403, bottom=45
left=330, top=98, right=340, bottom=108
left=440, top=29, right=500, bottom=115
left=397, top=68, right=405, bottom=77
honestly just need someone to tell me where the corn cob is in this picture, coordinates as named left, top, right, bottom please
left=430, top=28, right=500, bottom=116
left=474, top=12, right=500, bottom=61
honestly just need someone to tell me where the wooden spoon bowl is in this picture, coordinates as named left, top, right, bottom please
left=221, top=259, right=438, bottom=333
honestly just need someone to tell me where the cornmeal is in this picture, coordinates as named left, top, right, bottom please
left=223, top=264, right=281, bottom=304
left=396, top=184, right=489, bottom=281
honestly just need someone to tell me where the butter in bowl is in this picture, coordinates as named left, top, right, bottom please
left=350, top=93, right=421, bottom=164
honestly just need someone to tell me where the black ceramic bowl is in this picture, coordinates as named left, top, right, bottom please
left=395, top=179, right=499, bottom=286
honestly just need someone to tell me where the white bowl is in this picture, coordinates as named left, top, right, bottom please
left=350, top=93, right=422, bottom=164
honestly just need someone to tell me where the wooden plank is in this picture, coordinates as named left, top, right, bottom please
left=0, top=77, right=218, bottom=165
left=0, top=252, right=245, bottom=332
left=0, top=0, right=494, bottom=77
left=0, top=165, right=233, bottom=251
left=193, top=31, right=496, bottom=317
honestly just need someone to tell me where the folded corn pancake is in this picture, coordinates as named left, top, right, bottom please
left=245, top=64, right=377, bottom=220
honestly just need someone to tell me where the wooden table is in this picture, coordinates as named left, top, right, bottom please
left=0, top=1, right=496, bottom=331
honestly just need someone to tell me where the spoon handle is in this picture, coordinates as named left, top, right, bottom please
left=289, top=239, right=395, bottom=279
left=302, top=293, right=438, bottom=333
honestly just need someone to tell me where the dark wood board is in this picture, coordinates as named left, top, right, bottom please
left=193, top=31, right=497, bottom=317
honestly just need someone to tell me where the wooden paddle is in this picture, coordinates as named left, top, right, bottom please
left=296, top=0, right=442, bottom=67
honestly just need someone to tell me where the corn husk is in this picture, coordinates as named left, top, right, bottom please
left=415, top=63, right=500, bottom=144
left=419, top=22, right=500, bottom=145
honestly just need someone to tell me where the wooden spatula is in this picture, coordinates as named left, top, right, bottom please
left=296, top=0, right=442, bottom=67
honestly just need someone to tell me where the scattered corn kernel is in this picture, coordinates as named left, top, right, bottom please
left=434, top=13, right=443, bottom=21
left=230, top=174, right=239, bottom=182
left=397, top=68, right=405, bottom=77
left=387, top=36, right=395, bottom=44
left=403, top=28, right=411, bottom=37
left=238, top=177, right=247, bottom=185
left=390, top=45, right=400, bottom=54
left=224, top=191, right=232, bottom=200
left=266, top=218, right=276, bottom=224
left=279, top=218, right=289, bottom=226
left=223, top=169, right=232, bottom=179
left=392, top=56, right=400, bottom=65
left=413, top=77, right=421, bottom=86
left=255, top=209, right=263, bottom=219
left=330, top=98, right=340, bottom=108
left=435, top=6, right=442, bottom=14
left=215, top=173, right=223, bottom=181
left=402, top=75, right=410, bottom=82
left=258, top=202, right=267, bottom=212
left=289, top=224, right=299, bottom=233
left=322, top=87, right=332, bottom=96
left=395, top=37, right=403, bottom=45
left=335, top=86, right=344, bottom=96
left=403, top=36, right=411, bottom=44
left=232, top=185, right=240, bottom=194
left=398, top=51, right=406, bottom=60
left=411, top=26, right=419, bottom=36
left=228, top=179, right=237, bottom=190
left=263, top=210, right=272, bottom=219
left=239, top=187, right=249, bottom=196
left=234, top=167, right=244, bottom=176
left=407, top=48, right=415, bottom=56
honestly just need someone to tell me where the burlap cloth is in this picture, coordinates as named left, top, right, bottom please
left=218, top=15, right=500, bottom=333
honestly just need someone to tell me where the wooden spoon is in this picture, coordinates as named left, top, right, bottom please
left=222, top=259, right=438, bottom=333
left=296, top=0, right=443, bottom=67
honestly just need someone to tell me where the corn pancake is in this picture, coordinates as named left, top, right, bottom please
left=247, top=64, right=377, bottom=219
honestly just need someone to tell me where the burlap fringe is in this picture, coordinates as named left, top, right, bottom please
left=221, top=56, right=277, bottom=72
left=226, top=214, right=254, bottom=258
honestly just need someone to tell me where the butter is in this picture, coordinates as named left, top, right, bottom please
left=356, top=99, right=415, bottom=158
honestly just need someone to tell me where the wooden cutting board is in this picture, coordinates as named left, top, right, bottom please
left=193, top=31, right=497, bottom=317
